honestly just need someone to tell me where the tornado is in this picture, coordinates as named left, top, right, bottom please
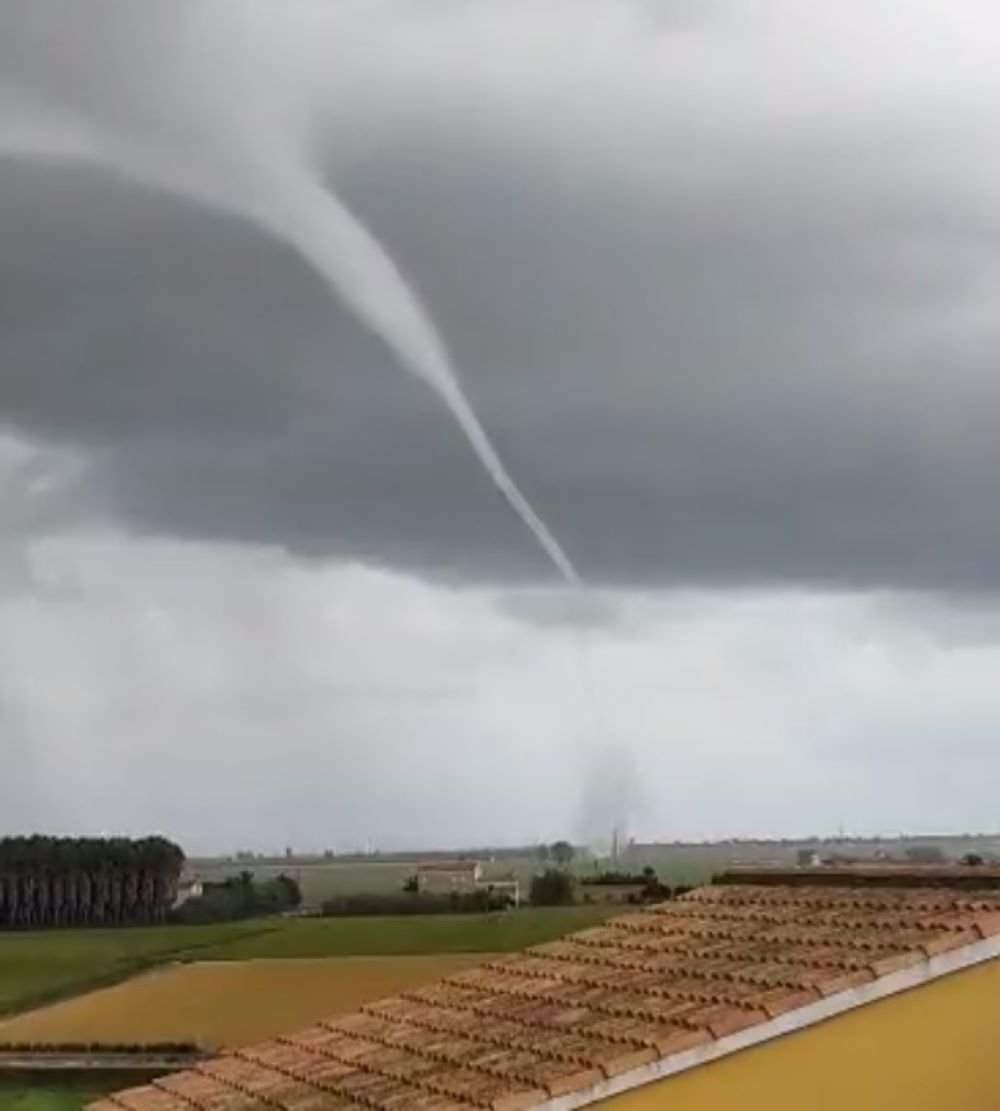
left=0, top=28, right=578, bottom=582
left=241, top=170, right=580, bottom=584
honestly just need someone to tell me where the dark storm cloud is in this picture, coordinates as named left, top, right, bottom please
left=3, top=1, right=1000, bottom=589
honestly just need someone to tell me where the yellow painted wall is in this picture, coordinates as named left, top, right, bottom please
left=599, top=959, right=1000, bottom=1111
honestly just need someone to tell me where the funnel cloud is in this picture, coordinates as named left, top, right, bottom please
left=0, top=1, right=576, bottom=583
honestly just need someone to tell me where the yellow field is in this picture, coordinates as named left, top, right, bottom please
left=0, top=955, right=488, bottom=1049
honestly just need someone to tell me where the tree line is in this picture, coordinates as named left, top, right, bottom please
left=171, top=870, right=301, bottom=924
left=535, top=841, right=575, bottom=867
left=531, top=866, right=687, bottom=906
left=0, top=835, right=185, bottom=929
left=321, top=888, right=513, bottom=918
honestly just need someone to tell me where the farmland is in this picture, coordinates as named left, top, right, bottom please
left=191, top=834, right=1000, bottom=910
left=0, top=906, right=613, bottom=1108
left=0, top=906, right=612, bottom=1020
left=190, top=849, right=719, bottom=910
left=194, top=858, right=534, bottom=909
left=0, top=921, right=271, bottom=1018
left=189, top=904, right=614, bottom=959
left=0, top=955, right=490, bottom=1049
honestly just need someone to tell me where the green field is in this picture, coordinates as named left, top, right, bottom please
left=0, top=921, right=272, bottom=1019
left=0, top=906, right=613, bottom=1021
left=192, top=851, right=721, bottom=909
left=192, top=905, right=614, bottom=960
left=194, top=858, right=545, bottom=909
left=189, top=842, right=846, bottom=912
left=0, top=1073, right=158, bottom=1111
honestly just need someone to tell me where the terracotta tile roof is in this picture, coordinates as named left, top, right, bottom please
left=91, top=873, right=1000, bottom=1111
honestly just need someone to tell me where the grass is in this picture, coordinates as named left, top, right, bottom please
left=192, top=905, right=615, bottom=960
left=195, top=859, right=549, bottom=909
left=0, top=906, right=613, bottom=1022
left=0, top=921, right=275, bottom=1019
left=0, top=1072, right=158, bottom=1111
left=196, top=860, right=423, bottom=906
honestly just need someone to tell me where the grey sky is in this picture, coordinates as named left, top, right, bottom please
left=2, top=1, right=1000, bottom=849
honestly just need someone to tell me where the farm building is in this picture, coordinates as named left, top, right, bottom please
left=415, top=860, right=483, bottom=895
left=171, top=876, right=204, bottom=908
left=93, top=865, right=1000, bottom=1110
left=480, top=875, right=520, bottom=908
left=413, top=860, right=519, bottom=906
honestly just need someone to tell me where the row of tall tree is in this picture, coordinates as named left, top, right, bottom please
left=536, top=840, right=575, bottom=867
left=0, top=835, right=185, bottom=929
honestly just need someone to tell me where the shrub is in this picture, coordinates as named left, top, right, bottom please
left=530, top=869, right=576, bottom=906
left=581, top=870, right=657, bottom=886
left=170, top=871, right=301, bottom=924
left=580, top=868, right=672, bottom=902
left=904, top=845, right=946, bottom=864
left=550, top=841, right=575, bottom=868
left=0, top=1040, right=200, bottom=1055
left=320, top=890, right=513, bottom=917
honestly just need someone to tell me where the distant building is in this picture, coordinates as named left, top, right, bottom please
left=172, top=877, right=203, bottom=908
left=414, top=860, right=482, bottom=895
left=413, top=860, right=519, bottom=905
left=479, top=875, right=520, bottom=908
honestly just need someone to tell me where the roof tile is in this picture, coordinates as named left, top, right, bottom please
left=96, top=1089, right=189, bottom=1111
left=744, top=986, right=821, bottom=1019
left=866, top=951, right=926, bottom=978
left=532, top=1063, right=605, bottom=1098
left=489, top=1091, right=548, bottom=1111
left=972, top=911, right=1000, bottom=939
left=592, top=1045, right=659, bottom=1079
left=648, top=1026, right=713, bottom=1057
left=154, top=1071, right=251, bottom=1109
left=919, top=930, right=980, bottom=958
left=796, top=966, right=875, bottom=996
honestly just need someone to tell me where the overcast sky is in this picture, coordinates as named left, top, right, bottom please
left=3, top=1, right=1000, bottom=853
